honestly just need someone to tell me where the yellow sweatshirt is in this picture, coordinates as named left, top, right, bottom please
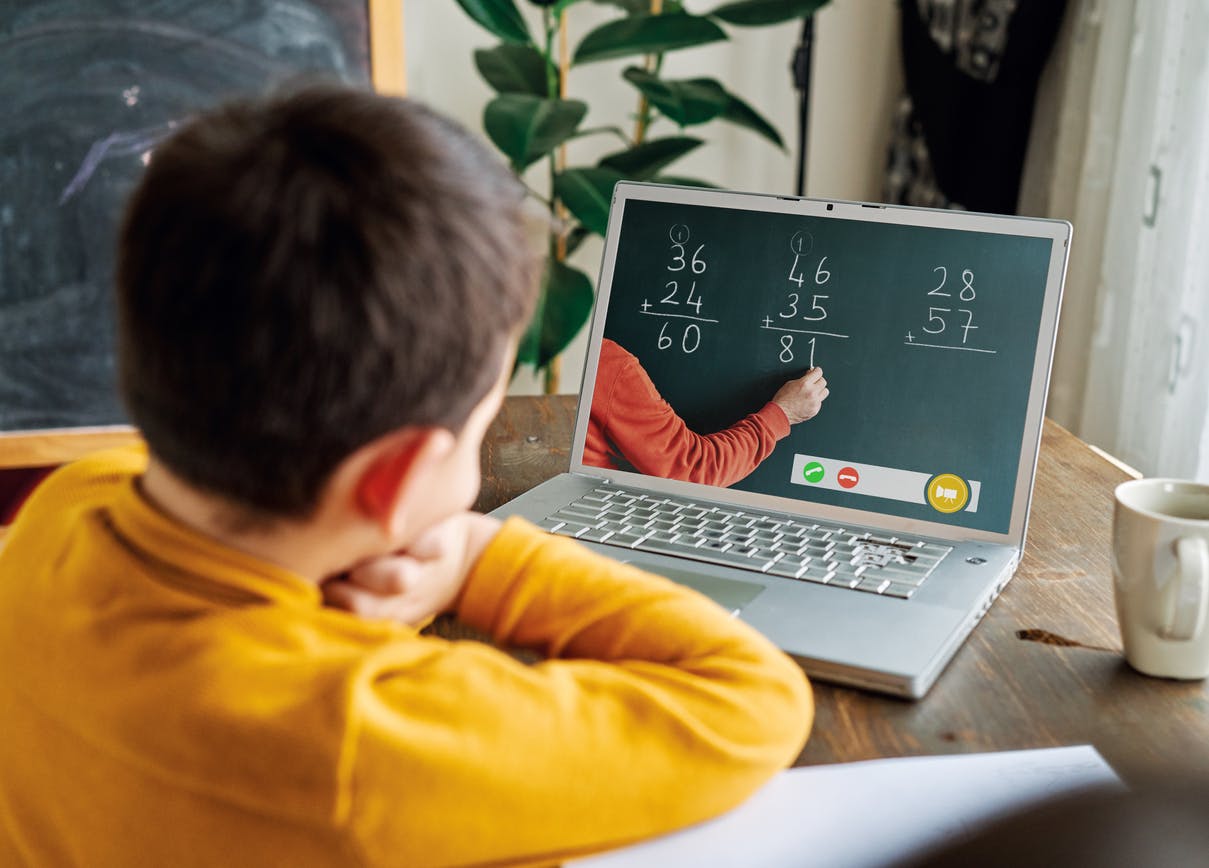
left=0, top=448, right=812, bottom=867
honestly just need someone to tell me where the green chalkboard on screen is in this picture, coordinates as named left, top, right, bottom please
left=598, top=189, right=1065, bottom=535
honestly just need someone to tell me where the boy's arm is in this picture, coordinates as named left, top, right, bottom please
left=345, top=518, right=812, bottom=867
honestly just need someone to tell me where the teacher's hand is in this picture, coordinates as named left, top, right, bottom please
left=772, top=367, right=829, bottom=425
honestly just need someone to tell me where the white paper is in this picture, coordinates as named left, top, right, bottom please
left=574, top=745, right=1123, bottom=868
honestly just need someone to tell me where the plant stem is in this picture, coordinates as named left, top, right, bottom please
left=542, top=8, right=573, bottom=394
left=521, top=179, right=551, bottom=208
left=633, top=0, right=665, bottom=145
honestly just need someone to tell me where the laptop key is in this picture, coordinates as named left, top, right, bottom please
left=797, top=564, right=835, bottom=584
left=857, top=577, right=890, bottom=594
left=883, top=582, right=917, bottom=599
left=635, top=536, right=712, bottom=558
left=831, top=563, right=867, bottom=580
left=645, top=530, right=680, bottom=544
left=772, top=539, right=808, bottom=556
left=537, top=518, right=565, bottom=533
left=726, top=545, right=761, bottom=558
left=767, top=555, right=811, bottom=578
left=551, top=520, right=595, bottom=538
left=604, top=530, right=649, bottom=548
left=557, top=504, right=607, bottom=521
left=828, top=573, right=862, bottom=589
left=638, top=539, right=777, bottom=572
left=579, top=527, right=615, bottom=543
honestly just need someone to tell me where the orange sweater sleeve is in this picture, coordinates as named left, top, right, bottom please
left=347, top=518, right=812, bottom=867
left=591, top=343, right=790, bottom=487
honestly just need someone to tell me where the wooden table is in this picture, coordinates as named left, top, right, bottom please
left=475, top=395, right=1209, bottom=785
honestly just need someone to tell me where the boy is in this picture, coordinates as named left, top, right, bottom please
left=0, top=86, right=811, bottom=867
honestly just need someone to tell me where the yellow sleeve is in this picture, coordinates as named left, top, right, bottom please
left=346, top=518, right=812, bottom=868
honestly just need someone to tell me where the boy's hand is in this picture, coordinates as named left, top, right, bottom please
left=322, top=513, right=501, bottom=627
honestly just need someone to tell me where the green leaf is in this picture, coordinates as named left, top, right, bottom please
left=622, top=68, right=730, bottom=126
left=589, top=0, right=654, bottom=12
left=651, top=175, right=719, bottom=188
left=453, top=0, right=533, bottom=45
left=708, top=0, right=829, bottom=26
left=567, top=124, right=630, bottom=144
left=554, top=167, right=623, bottom=236
left=598, top=136, right=703, bottom=179
left=589, top=0, right=686, bottom=11
left=474, top=45, right=550, bottom=96
left=483, top=95, right=588, bottom=171
left=517, top=260, right=595, bottom=368
left=574, top=13, right=727, bottom=65
left=720, top=92, right=785, bottom=149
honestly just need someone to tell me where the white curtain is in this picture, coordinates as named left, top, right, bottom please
left=1022, top=0, right=1209, bottom=480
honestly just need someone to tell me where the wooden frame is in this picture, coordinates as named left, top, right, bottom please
left=370, top=0, right=407, bottom=96
left=0, top=1, right=406, bottom=470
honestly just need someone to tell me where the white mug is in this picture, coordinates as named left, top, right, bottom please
left=1112, top=478, right=1209, bottom=679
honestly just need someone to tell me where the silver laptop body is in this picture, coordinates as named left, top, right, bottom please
left=492, top=182, right=1071, bottom=699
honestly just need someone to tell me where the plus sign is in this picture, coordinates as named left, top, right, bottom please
left=762, top=315, right=773, bottom=328
left=641, top=299, right=652, bottom=312
left=905, top=331, right=915, bottom=343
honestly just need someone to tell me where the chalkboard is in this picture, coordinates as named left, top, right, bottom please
left=595, top=192, right=1064, bottom=536
left=0, top=1, right=372, bottom=434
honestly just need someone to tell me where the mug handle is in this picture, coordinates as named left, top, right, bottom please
left=1162, top=537, right=1209, bottom=641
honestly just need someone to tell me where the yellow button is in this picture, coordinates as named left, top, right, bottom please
left=926, top=473, right=970, bottom=514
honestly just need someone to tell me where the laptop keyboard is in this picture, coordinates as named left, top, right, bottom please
left=537, top=484, right=951, bottom=599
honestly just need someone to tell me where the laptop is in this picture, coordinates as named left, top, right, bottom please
left=492, top=182, right=1070, bottom=699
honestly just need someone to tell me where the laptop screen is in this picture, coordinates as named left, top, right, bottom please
left=575, top=185, right=1068, bottom=540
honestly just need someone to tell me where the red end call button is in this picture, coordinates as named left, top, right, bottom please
left=837, top=467, right=860, bottom=489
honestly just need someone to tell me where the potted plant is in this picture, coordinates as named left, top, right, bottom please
left=454, top=0, right=827, bottom=390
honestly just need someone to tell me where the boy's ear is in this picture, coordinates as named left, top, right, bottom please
left=354, top=427, right=456, bottom=537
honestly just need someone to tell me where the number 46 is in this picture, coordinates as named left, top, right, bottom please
left=788, top=255, right=830, bottom=287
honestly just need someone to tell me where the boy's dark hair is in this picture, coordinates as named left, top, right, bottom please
left=117, top=85, right=537, bottom=519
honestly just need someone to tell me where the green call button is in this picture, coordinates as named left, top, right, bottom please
left=802, top=461, right=825, bottom=484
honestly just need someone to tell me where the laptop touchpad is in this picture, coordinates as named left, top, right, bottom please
left=623, top=560, right=765, bottom=615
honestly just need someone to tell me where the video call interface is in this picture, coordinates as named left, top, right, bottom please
left=584, top=197, right=1056, bottom=536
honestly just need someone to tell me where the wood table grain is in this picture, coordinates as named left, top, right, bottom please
left=476, top=395, right=1209, bottom=785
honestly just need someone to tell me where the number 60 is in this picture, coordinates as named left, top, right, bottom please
left=658, top=321, right=701, bottom=353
